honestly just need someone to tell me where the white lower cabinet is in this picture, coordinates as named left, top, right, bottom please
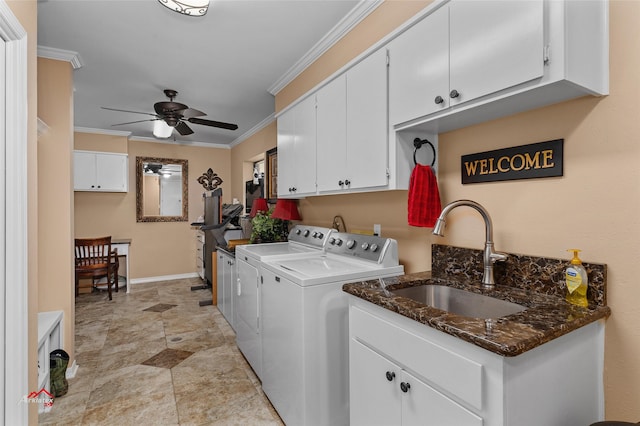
left=349, top=297, right=605, bottom=426
left=216, top=250, right=235, bottom=330
left=351, top=339, right=481, bottom=426
left=235, top=255, right=261, bottom=379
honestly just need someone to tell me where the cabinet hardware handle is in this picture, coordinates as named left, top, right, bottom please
left=400, top=382, right=411, bottom=393
left=275, top=276, right=280, bottom=282
left=344, top=179, right=351, bottom=186
left=450, top=89, right=460, bottom=99
left=434, top=95, right=444, bottom=104
left=338, top=180, right=344, bottom=186
left=385, top=371, right=396, bottom=381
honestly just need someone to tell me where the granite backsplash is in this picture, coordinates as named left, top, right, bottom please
left=431, top=244, right=607, bottom=307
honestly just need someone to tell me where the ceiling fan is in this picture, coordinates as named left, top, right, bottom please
left=102, top=89, right=238, bottom=137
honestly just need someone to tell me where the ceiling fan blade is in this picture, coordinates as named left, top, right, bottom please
left=111, top=118, right=159, bottom=126
left=102, top=106, right=157, bottom=117
left=188, top=117, right=238, bottom=131
left=175, top=121, right=194, bottom=136
left=181, top=108, right=206, bottom=119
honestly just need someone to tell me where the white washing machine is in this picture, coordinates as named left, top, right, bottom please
left=260, top=232, right=404, bottom=426
left=234, top=225, right=332, bottom=379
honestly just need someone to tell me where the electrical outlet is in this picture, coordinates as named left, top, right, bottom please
left=373, top=224, right=381, bottom=236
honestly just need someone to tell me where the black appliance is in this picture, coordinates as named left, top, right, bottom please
left=192, top=188, right=243, bottom=306
left=245, top=178, right=264, bottom=214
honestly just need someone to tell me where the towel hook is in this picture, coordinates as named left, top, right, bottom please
left=413, top=138, right=436, bottom=167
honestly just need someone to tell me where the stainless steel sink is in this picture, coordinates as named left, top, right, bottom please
left=391, top=285, right=526, bottom=319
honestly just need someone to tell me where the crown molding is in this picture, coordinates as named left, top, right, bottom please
left=37, top=45, right=84, bottom=69
left=74, top=126, right=131, bottom=137
left=268, top=0, right=383, bottom=95
left=229, top=113, right=275, bottom=148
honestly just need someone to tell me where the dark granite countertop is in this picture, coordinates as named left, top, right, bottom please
left=343, top=245, right=611, bottom=357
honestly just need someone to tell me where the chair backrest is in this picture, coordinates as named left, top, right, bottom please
left=75, top=236, right=112, bottom=269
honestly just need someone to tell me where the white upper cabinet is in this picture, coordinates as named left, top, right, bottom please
left=345, top=48, right=389, bottom=191
left=74, top=150, right=128, bottom=192
left=448, top=0, right=544, bottom=107
left=389, top=0, right=607, bottom=132
left=317, top=48, right=389, bottom=193
left=277, top=94, right=317, bottom=198
left=316, top=75, right=347, bottom=193
left=390, top=0, right=544, bottom=126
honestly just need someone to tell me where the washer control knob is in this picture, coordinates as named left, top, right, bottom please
left=312, top=231, right=318, bottom=238
left=335, top=238, right=343, bottom=246
left=295, top=229, right=302, bottom=235
left=303, top=229, right=310, bottom=237
left=370, top=243, right=379, bottom=252
left=346, top=240, right=356, bottom=249
left=361, top=242, right=370, bottom=251
left=316, top=232, right=324, bottom=239
left=329, top=237, right=336, bottom=245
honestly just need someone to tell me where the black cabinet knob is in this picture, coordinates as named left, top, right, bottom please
left=385, top=371, right=395, bottom=381
left=434, top=95, right=444, bottom=104
left=338, top=180, right=344, bottom=186
left=450, top=89, right=460, bottom=98
left=400, top=382, right=411, bottom=393
left=344, top=179, right=351, bottom=186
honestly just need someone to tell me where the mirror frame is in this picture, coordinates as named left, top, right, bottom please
left=136, top=156, right=189, bottom=223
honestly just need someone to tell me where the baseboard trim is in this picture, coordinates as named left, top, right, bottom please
left=130, top=272, right=200, bottom=285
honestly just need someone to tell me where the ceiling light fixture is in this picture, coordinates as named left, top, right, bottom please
left=153, top=120, right=173, bottom=139
left=158, top=0, right=209, bottom=17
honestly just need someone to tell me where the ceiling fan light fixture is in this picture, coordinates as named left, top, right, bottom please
left=158, top=0, right=209, bottom=17
left=153, top=120, right=173, bottom=139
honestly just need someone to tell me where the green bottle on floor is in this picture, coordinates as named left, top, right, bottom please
left=50, top=349, right=69, bottom=398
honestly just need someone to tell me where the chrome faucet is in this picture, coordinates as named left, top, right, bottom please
left=432, top=200, right=508, bottom=289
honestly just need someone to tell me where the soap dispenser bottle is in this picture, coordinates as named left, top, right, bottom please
left=565, top=249, right=589, bottom=307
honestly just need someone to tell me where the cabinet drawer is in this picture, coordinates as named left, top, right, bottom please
left=350, top=304, right=483, bottom=410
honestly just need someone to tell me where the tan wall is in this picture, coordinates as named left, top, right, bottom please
left=273, top=0, right=640, bottom=421
left=74, top=136, right=231, bottom=279
left=37, top=58, right=76, bottom=363
left=8, top=0, right=39, bottom=423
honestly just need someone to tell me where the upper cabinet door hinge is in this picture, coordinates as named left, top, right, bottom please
left=543, top=44, right=550, bottom=65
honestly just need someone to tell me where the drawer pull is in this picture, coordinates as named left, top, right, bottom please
left=400, top=382, right=411, bottom=393
left=385, top=371, right=395, bottom=381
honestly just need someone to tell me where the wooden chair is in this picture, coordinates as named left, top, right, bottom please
left=74, top=236, right=119, bottom=300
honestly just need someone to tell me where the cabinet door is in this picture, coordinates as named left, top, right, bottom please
left=276, top=96, right=317, bottom=197
left=96, top=153, right=128, bottom=191
left=401, top=369, right=483, bottom=426
left=216, top=253, right=226, bottom=314
left=294, top=94, right=317, bottom=195
left=276, top=108, right=296, bottom=197
left=389, top=5, right=450, bottom=125
left=350, top=340, right=401, bottom=426
left=235, top=259, right=262, bottom=378
left=73, top=151, right=97, bottom=190
left=316, top=75, right=347, bottom=192
left=449, top=0, right=543, bottom=106
left=346, top=48, right=389, bottom=190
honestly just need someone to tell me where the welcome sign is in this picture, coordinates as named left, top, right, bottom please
left=461, top=139, right=563, bottom=184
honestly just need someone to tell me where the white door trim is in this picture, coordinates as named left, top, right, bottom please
left=0, top=1, right=28, bottom=424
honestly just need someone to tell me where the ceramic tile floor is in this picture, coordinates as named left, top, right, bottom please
left=39, top=278, right=283, bottom=426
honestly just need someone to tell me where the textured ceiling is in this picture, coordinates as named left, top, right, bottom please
left=38, top=0, right=363, bottom=146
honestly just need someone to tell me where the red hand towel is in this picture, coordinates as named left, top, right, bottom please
left=408, top=164, right=441, bottom=228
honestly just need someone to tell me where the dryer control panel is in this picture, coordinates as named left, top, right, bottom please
left=325, top=232, right=399, bottom=266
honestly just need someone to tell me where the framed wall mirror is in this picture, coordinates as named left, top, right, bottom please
left=136, top=156, right=188, bottom=222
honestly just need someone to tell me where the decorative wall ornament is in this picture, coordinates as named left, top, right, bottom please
left=197, top=168, right=223, bottom=191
